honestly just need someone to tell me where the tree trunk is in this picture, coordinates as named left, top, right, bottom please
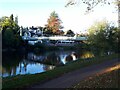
left=118, top=1, right=120, bottom=29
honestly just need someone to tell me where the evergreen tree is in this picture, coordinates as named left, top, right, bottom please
left=45, top=11, right=63, bottom=35
left=10, top=14, right=14, bottom=21
left=15, top=16, right=18, bottom=24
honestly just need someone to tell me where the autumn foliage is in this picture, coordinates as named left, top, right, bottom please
left=45, top=11, right=63, bottom=35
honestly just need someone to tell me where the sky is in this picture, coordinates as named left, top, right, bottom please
left=0, top=0, right=118, bottom=33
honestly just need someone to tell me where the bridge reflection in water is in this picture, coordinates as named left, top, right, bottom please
left=2, top=50, right=94, bottom=77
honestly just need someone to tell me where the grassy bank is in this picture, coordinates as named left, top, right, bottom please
left=73, top=68, right=119, bottom=88
left=2, top=53, right=119, bottom=89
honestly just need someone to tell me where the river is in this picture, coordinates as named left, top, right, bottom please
left=1, top=50, right=94, bottom=77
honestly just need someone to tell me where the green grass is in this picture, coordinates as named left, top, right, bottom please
left=2, top=53, right=119, bottom=89
left=73, top=69, right=119, bottom=88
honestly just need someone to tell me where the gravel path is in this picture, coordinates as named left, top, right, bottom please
left=29, top=58, right=119, bottom=88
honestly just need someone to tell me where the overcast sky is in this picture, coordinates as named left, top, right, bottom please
left=0, top=0, right=118, bottom=33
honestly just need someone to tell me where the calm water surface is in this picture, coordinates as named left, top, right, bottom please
left=1, top=50, right=94, bottom=77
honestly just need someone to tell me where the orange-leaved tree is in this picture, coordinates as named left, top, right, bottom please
left=45, top=11, right=63, bottom=35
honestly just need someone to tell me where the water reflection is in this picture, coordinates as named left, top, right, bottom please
left=2, top=52, right=56, bottom=77
left=2, top=59, right=56, bottom=77
left=43, top=52, right=63, bottom=66
left=80, top=51, right=94, bottom=59
left=27, top=51, right=78, bottom=64
left=65, top=52, right=77, bottom=63
left=2, top=50, right=94, bottom=77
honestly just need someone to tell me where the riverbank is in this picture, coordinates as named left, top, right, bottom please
left=2, top=43, right=83, bottom=54
left=31, top=58, right=119, bottom=88
left=2, top=53, right=119, bottom=89
left=73, top=65, right=119, bottom=88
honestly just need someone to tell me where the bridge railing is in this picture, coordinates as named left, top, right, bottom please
left=22, top=36, right=87, bottom=41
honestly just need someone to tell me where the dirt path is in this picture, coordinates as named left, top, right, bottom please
left=29, top=59, right=119, bottom=88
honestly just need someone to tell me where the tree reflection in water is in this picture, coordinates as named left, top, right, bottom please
left=43, top=65, right=55, bottom=71
left=19, top=59, right=28, bottom=73
left=2, top=52, right=23, bottom=77
left=80, top=51, right=94, bottom=59
left=2, top=50, right=95, bottom=77
left=2, top=52, right=62, bottom=77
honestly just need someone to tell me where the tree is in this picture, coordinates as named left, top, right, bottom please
left=88, top=20, right=119, bottom=55
left=3, top=28, right=15, bottom=48
left=66, top=29, right=75, bottom=36
left=15, top=16, right=18, bottom=25
left=0, top=14, right=21, bottom=49
left=66, top=0, right=120, bottom=29
left=45, top=11, right=63, bottom=35
left=10, top=14, right=14, bottom=21
left=66, top=0, right=119, bottom=11
left=112, top=27, right=120, bottom=53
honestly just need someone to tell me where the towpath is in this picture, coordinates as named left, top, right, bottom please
left=28, top=58, right=119, bottom=88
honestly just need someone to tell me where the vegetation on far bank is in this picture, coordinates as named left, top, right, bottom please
left=1, top=14, right=120, bottom=54
left=2, top=53, right=119, bottom=88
